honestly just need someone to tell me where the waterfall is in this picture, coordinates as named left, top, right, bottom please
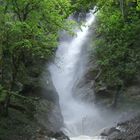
left=49, top=10, right=106, bottom=139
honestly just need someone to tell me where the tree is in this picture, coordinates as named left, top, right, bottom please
left=95, top=0, right=140, bottom=107
left=0, top=0, right=73, bottom=115
left=71, top=0, right=97, bottom=18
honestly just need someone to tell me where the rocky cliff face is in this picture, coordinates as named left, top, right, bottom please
left=19, top=58, right=64, bottom=132
left=0, top=58, right=64, bottom=140
left=35, top=69, right=63, bottom=133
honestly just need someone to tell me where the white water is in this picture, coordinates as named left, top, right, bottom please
left=49, top=11, right=107, bottom=140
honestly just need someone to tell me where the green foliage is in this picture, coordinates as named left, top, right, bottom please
left=0, top=0, right=73, bottom=58
left=71, top=0, right=96, bottom=13
left=0, top=0, right=74, bottom=114
left=95, top=0, right=140, bottom=86
left=0, top=0, right=74, bottom=89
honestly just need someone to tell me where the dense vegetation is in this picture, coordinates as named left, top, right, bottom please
left=94, top=0, right=140, bottom=106
left=0, top=0, right=73, bottom=116
left=96, top=0, right=140, bottom=86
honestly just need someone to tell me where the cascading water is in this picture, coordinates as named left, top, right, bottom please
left=49, top=10, right=106, bottom=140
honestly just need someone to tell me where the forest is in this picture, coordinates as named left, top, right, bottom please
left=0, top=0, right=140, bottom=140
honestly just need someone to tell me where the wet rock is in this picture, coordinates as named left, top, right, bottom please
left=96, top=86, right=108, bottom=94
left=35, top=99, right=63, bottom=133
left=20, top=66, right=63, bottom=133
left=21, top=69, right=59, bottom=104
left=126, top=85, right=140, bottom=100
left=73, top=72, right=95, bottom=102
left=101, top=127, right=120, bottom=136
left=101, top=114, right=140, bottom=140
left=41, top=70, right=59, bottom=104
left=48, top=131, right=70, bottom=140
left=36, top=128, right=51, bottom=140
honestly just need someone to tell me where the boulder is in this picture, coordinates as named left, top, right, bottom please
left=48, top=131, right=70, bottom=140
left=101, top=127, right=120, bottom=136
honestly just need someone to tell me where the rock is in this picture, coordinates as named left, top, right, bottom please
left=101, top=127, right=120, bottom=136
left=41, top=70, right=59, bottom=104
left=108, top=131, right=122, bottom=140
left=96, top=86, right=108, bottom=94
left=126, top=85, right=140, bottom=99
left=36, top=128, right=51, bottom=140
left=48, top=131, right=70, bottom=140
left=35, top=99, right=63, bottom=133
left=20, top=64, right=64, bottom=133
left=37, top=70, right=64, bottom=135
left=101, top=113, right=140, bottom=140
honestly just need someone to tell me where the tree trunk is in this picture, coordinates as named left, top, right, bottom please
left=119, top=0, right=125, bottom=20
left=112, top=85, right=122, bottom=108
left=3, top=91, right=11, bottom=116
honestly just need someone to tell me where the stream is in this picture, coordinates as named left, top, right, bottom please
left=49, top=10, right=115, bottom=140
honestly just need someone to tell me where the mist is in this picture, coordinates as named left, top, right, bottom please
left=49, top=10, right=121, bottom=140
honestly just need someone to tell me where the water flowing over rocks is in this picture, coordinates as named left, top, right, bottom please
left=49, top=10, right=105, bottom=138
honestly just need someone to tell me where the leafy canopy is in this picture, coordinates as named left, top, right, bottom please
left=95, top=0, right=140, bottom=86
